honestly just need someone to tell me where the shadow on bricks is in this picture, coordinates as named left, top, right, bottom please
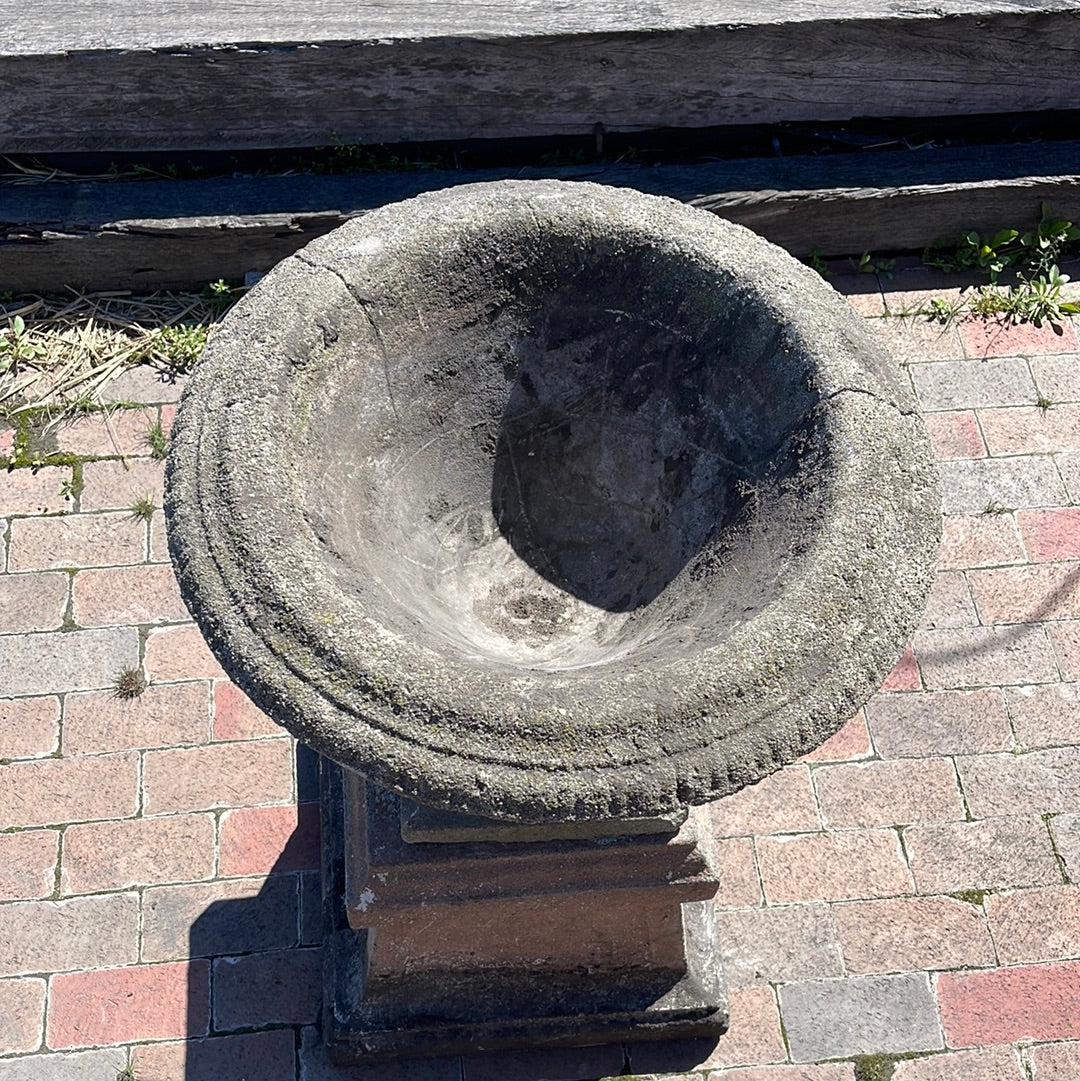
left=916, top=561, right=1080, bottom=664
left=164, top=744, right=322, bottom=1081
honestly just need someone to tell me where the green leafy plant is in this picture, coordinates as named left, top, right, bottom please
left=112, top=667, right=148, bottom=700
left=204, top=278, right=241, bottom=313
left=925, top=203, right=1080, bottom=283
left=0, top=315, right=47, bottom=374
left=922, top=296, right=964, bottom=325
left=925, top=227, right=1020, bottom=278
left=58, top=472, right=84, bottom=503
left=303, top=140, right=445, bottom=176
left=965, top=268, right=1078, bottom=329
left=803, top=250, right=831, bottom=278
left=1019, top=209, right=1080, bottom=278
left=983, top=499, right=1011, bottom=516
left=1011, top=265, right=1080, bottom=328
left=850, top=251, right=895, bottom=279
left=967, top=286, right=1011, bottom=318
left=156, top=324, right=209, bottom=372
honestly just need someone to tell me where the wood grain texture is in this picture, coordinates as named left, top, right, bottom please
left=6, top=1, right=1078, bottom=52
left=1, top=5, right=1078, bottom=152
left=4, top=142, right=1078, bottom=291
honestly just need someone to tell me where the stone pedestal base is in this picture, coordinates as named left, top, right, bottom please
left=321, top=759, right=727, bottom=1066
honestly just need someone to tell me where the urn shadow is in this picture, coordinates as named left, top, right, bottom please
left=489, top=295, right=758, bottom=615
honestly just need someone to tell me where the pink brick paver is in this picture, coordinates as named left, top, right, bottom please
left=2, top=300, right=1080, bottom=1079
left=921, top=410, right=986, bottom=459
left=959, top=314, right=1079, bottom=358
left=47, top=960, right=209, bottom=1048
left=891, top=1045, right=1025, bottom=1081
left=0, top=695, right=60, bottom=759
left=1018, top=508, right=1080, bottom=562
left=0, top=829, right=59, bottom=901
left=218, top=802, right=321, bottom=877
left=798, top=710, right=872, bottom=763
left=938, top=961, right=1080, bottom=1046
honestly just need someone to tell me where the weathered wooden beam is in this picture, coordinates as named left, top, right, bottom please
left=2, top=2, right=1078, bottom=153
left=3, top=141, right=1078, bottom=292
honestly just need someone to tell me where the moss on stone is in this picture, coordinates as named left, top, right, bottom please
left=853, top=1055, right=898, bottom=1081
left=951, top=888, right=988, bottom=906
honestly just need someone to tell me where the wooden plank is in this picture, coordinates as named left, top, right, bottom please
left=4, top=141, right=1079, bottom=292
left=8, top=1, right=1079, bottom=53
left=1, top=3, right=1078, bottom=152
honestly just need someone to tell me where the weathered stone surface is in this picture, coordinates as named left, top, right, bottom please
left=166, top=180, right=939, bottom=822
left=712, top=903, right=844, bottom=986
left=322, top=765, right=726, bottom=1063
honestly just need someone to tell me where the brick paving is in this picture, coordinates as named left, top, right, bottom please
left=2, top=274, right=1080, bottom=1081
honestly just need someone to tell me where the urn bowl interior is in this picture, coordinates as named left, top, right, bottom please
left=302, top=226, right=821, bottom=674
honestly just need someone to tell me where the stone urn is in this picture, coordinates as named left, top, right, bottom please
left=165, top=180, right=940, bottom=1066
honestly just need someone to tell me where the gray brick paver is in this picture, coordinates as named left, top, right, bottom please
left=956, top=747, right=1080, bottom=819
left=904, top=816, right=1062, bottom=894
left=939, top=456, right=1066, bottom=515
left=914, top=625, right=1060, bottom=690
left=0, top=1048, right=127, bottom=1081
left=911, top=356, right=1035, bottom=411
left=0, top=893, right=138, bottom=977
left=712, top=903, right=844, bottom=987
left=779, top=973, right=943, bottom=1062
left=0, top=627, right=139, bottom=696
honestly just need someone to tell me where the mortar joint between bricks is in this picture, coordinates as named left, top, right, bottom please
left=770, top=980, right=793, bottom=1058
left=136, top=883, right=147, bottom=963
left=998, top=687, right=1024, bottom=754
left=69, top=459, right=85, bottom=511
left=56, top=689, right=67, bottom=757
left=212, top=806, right=226, bottom=879
left=292, top=1025, right=307, bottom=1081
left=948, top=756, right=975, bottom=822
left=1018, top=1043, right=1036, bottom=1081
left=135, top=747, right=146, bottom=819
left=803, top=762, right=829, bottom=830
left=60, top=570, right=78, bottom=632
left=748, top=835, right=766, bottom=906
left=894, top=823, right=915, bottom=872
left=136, top=624, right=150, bottom=668
left=52, top=822, right=67, bottom=900
left=142, top=511, right=152, bottom=565
left=1041, top=811, right=1072, bottom=885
